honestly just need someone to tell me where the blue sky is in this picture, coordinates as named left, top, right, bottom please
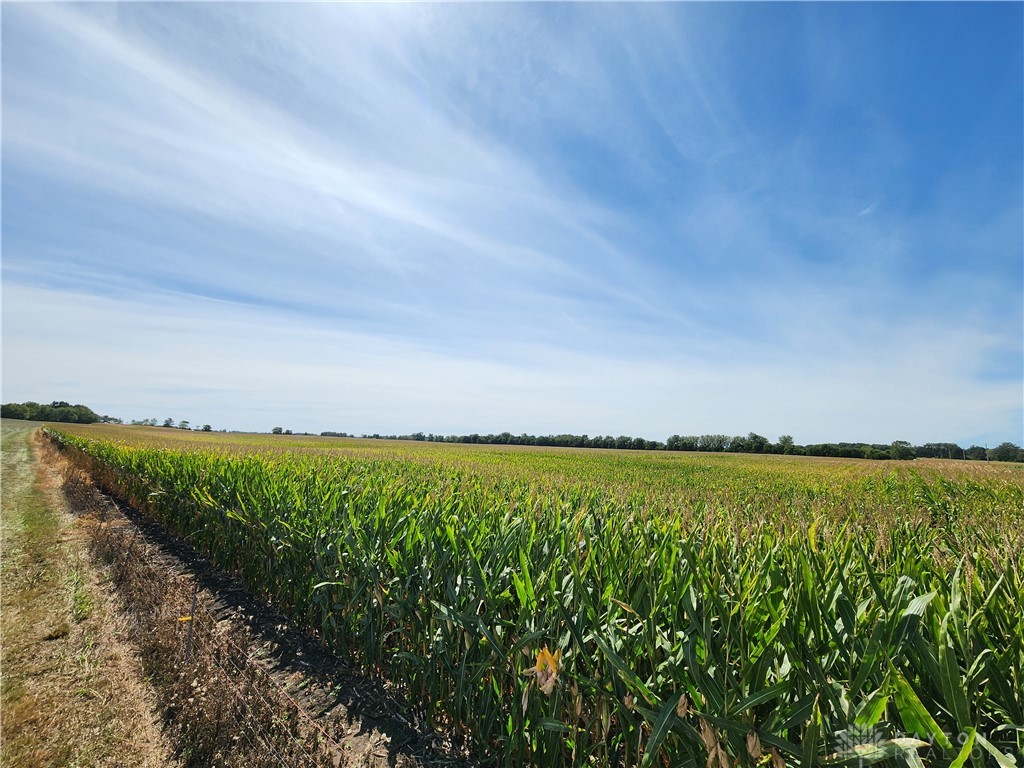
left=2, top=2, right=1021, bottom=445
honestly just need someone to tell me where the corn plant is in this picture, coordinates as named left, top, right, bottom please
left=46, top=425, right=1023, bottom=767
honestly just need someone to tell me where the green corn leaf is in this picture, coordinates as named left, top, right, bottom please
left=973, top=732, right=1019, bottom=768
left=949, top=728, right=976, bottom=768
left=701, top=713, right=802, bottom=756
left=538, top=718, right=569, bottom=733
left=937, top=611, right=972, bottom=736
left=802, top=695, right=822, bottom=768
left=850, top=620, right=891, bottom=696
left=854, top=688, right=891, bottom=732
left=735, top=680, right=789, bottom=713
left=820, top=737, right=929, bottom=766
left=640, top=694, right=682, bottom=767
left=890, top=669, right=954, bottom=752
left=902, top=591, right=937, bottom=619
left=594, top=634, right=656, bottom=705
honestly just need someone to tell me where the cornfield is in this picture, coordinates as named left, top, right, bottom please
left=46, top=425, right=1023, bottom=767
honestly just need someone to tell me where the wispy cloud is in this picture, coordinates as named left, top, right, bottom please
left=4, top=283, right=1019, bottom=445
left=3, top=3, right=1021, bottom=443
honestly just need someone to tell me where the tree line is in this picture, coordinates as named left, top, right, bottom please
left=4, top=399, right=1020, bottom=462
left=129, top=417, right=214, bottom=431
left=1, top=400, right=107, bottom=424
left=329, top=430, right=1024, bottom=462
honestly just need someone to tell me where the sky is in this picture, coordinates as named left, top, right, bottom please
left=2, top=2, right=1022, bottom=446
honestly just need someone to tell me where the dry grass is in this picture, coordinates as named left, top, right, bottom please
left=53, top=430, right=454, bottom=768
left=0, top=420, right=173, bottom=768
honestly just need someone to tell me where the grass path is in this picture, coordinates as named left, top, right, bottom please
left=1, top=420, right=173, bottom=767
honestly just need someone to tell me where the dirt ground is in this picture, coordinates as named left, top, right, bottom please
left=2, top=421, right=465, bottom=768
left=1, top=419, right=174, bottom=767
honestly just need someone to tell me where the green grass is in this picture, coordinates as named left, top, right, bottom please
left=67, top=563, right=93, bottom=623
left=47, top=423, right=1024, bottom=767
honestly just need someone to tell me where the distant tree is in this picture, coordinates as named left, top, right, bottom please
left=726, top=436, right=747, bottom=453
left=284, top=429, right=293, bottom=435
left=271, top=427, right=283, bottom=435
left=777, top=435, right=795, bottom=454
left=890, top=441, right=915, bottom=461
left=162, top=418, right=175, bottom=428
left=1, top=403, right=29, bottom=420
left=201, top=424, right=212, bottom=432
left=965, top=445, right=987, bottom=461
left=746, top=433, right=770, bottom=453
left=178, top=420, right=190, bottom=430
left=915, top=442, right=965, bottom=460
left=804, top=444, right=835, bottom=457
left=988, top=442, right=1024, bottom=462
left=2, top=401, right=99, bottom=424
left=697, top=434, right=729, bottom=452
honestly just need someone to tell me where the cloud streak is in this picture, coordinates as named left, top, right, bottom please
left=3, top=3, right=1021, bottom=444
left=5, top=283, right=1018, bottom=446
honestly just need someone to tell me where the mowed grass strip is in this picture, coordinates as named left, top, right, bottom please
left=48, top=423, right=1024, bottom=767
left=1, top=421, right=170, bottom=768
